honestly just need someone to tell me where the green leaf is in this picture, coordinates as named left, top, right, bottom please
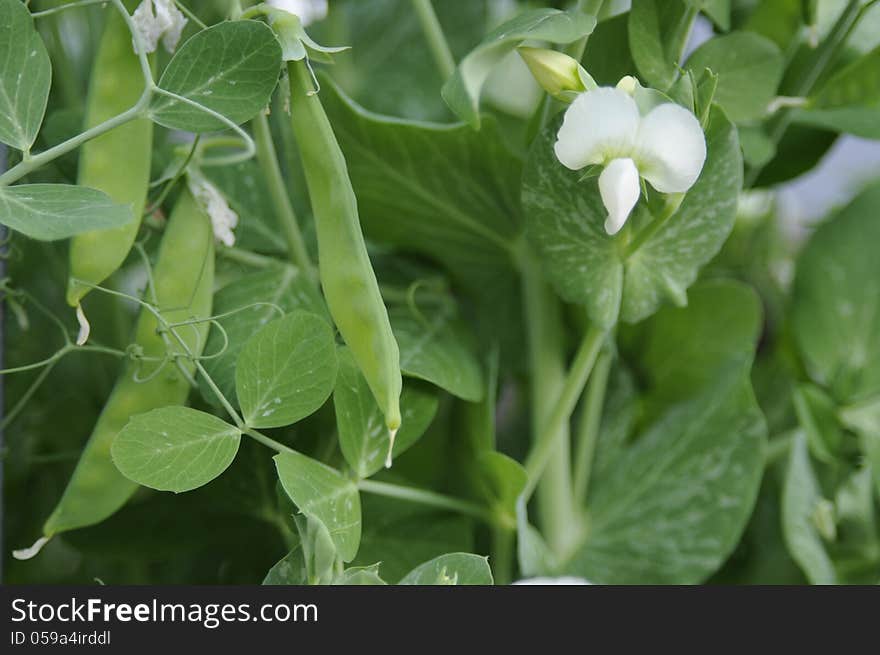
left=0, top=184, right=134, bottom=241
left=201, top=265, right=326, bottom=405
left=684, top=32, right=784, bottom=122
left=392, top=307, right=484, bottom=402
left=320, top=80, right=521, bottom=310
left=235, top=311, right=338, bottom=429
left=0, top=0, right=51, bottom=151
left=560, top=370, right=766, bottom=583
left=264, top=514, right=339, bottom=585
left=334, top=564, right=386, bottom=585
left=111, top=407, right=242, bottom=493
left=274, top=451, right=361, bottom=562
left=523, top=107, right=742, bottom=328
left=624, top=280, right=762, bottom=412
left=399, top=553, right=493, bottom=585
left=628, top=0, right=695, bottom=90
left=792, top=183, right=880, bottom=403
left=781, top=434, right=838, bottom=584
left=441, top=8, right=596, bottom=128
left=742, top=0, right=803, bottom=50
left=695, top=0, right=731, bottom=31
left=793, top=384, right=845, bottom=464
left=335, top=347, right=438, bottom=478
left=151, top=20, right=282, bottom=132
left=794, top=46, right=880, bottom=139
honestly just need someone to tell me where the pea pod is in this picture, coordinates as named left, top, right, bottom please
left=66, top=3, right=153, bottom=307
left=287, top=61, right=402, bottom=433
left=43, top=188, right=214, bottom=537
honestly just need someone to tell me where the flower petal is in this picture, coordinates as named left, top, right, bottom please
left=636, top=103, right=706, bottom=193
left=599, top=157, right=641, bottom=235
left=554, top=87, right=640, bottom=171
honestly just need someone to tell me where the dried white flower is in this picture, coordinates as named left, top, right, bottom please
left=132, top=0, right=188, bottom=54
left=188, top=175, right=239, bottom=247
left=555, top=80, right=707, bottom=235
left=267, top=0, right=329, bottom=26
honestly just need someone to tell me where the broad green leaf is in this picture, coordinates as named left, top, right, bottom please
left=560, top=369, right=766, bottom=583
left=523, top=107, right=742, bottom=328
left=334, top=564, right=386, bottom=585
left=151, top=20, right=282, bottom=132
left=628, top=0, right=695, bottom=90
left=792, top=183, right=880, bottom=403
left=235, top=311, right=338, bottom=429
left=0, top=0, right=51, bottom=150
left=743, top=0, right=803, bottom=50
left=399, top=553, right=493, bottom=585
left=274, top=451, right=361, bottom=562
left=781, top=434, right=838, bottom=584
left=352, top=497, right=474, bottom=583
left=794, top=46, right=880, bottom=138
left=392, top=307, right=484, bottom=402
left=582, top=13, right=634, bottom=86
left=316, top=0, right=488, bottom=121
left=111, top=407, right=241, bottom=493
left=335, top=347, right=438, bottom=478
left=201, top=265, right=326, bottom=405
left=684, top=32, right=784, bottom=122
left=624, top=280, right=762, bottom=411
left=0, top=184, right=134, bottom=241
left=320, top=80, right=521, bottom=308
left=441, top=8, right=596, bottom=128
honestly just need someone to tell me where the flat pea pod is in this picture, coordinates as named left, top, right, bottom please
left=66, top=3, right=153, bottom=307
left=43, top=188, right=214, bottom=537
left=287, top=60, right=402, bottom=433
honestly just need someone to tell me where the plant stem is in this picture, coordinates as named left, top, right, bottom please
left=523, top=322, right=606, bottom=500
left=572, top=349, right=612, bottom=503
left=491, top=525, right=515, bottom=585
left=251, top=112, right=314, bottom=276
left=357, top=479, right=496, bottom=525
left=745, top=0, right=865, bottom=186
left=410, top=0, right=455, bottom=80
left=217, top=245, right=277, bottom=269
left=243, top=426, right=297, bottom=455
left=521, top=250, right=578, bottom=554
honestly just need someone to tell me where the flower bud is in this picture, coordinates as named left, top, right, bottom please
left=517, top=47, right=589, bottom=101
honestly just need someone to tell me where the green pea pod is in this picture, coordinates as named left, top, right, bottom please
left=43, top=188, right=214, bottom=537
left=66, top=4, right=152, bottom=307
left=287, top=61, right=402, bottom=433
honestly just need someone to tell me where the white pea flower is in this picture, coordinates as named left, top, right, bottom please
left=188, top=175, right=239, bottom=247
left=267, top=0, right=329, bottom=26
left=554, top=79, right=707, bottom=235
left=132, top=0, right=187, bottom=53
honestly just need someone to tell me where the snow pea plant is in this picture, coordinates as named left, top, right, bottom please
left=2, top=0, right=879, bottom=585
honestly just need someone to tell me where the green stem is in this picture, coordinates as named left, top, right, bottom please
left=0, top=0, right=153, bottom=187
left=745, top=0, right=865, bottom=186
left=243, top=426, right=297, bottom=455
left=491, top=525, right=515, bottom=585
left=251, top=112, right=314, bottom=276
left=521, top=249, right=578, bottom=554
left=217, top=245, right=278, bottom=269
left=572, top=349, right=612, bottom=503
left=410, top=0, right=456, bottom=80
left=624, top=192, right=684, bottom=258
left=523, top=322, right=606, bottom=500
left=357, top=479, right=496, bottom=526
